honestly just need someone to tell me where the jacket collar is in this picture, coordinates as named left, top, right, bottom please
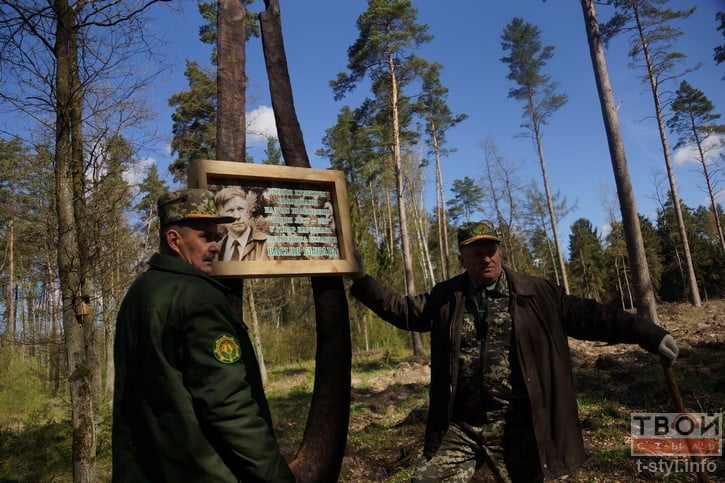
left=503, top=266, right=536, bottom=296
left=148, top=253, right=231, bottom=293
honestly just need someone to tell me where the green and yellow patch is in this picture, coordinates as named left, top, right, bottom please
left=213, top=334, right=241, bottom=364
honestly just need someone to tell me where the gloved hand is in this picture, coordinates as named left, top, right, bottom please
left=350, top=248, right=366, bottom=281
left=657, top=334, right=679, bottom=364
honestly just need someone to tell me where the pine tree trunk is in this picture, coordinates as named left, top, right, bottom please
left=386, top=49, right=424, bottom=357
left=632, top=1, right=700, bottom=307
left=385, top=191, right=394, bottom=254
left=691, top=123, right=725, bottom=253
left=411, top=174, right=435, bottom=288
left=368, top=179, right=381, bottom=242
left=615, top=257, right=626, bottom=309
left=532, top=118, right=570, bottom=294
left=580, top=0, right=659, bottom=323
left=260, top=2, right=351, bottom=479
left=431, top=119, right=451, bottom=279
left=217, top=0, right=246, bottom=162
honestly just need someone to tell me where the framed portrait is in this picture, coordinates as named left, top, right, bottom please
left=189, top=159, right=358, bottom=278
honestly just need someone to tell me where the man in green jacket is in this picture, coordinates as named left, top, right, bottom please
left=112, top=188, right=294, bottom=482
left=350, top=220, right=678, bottom=482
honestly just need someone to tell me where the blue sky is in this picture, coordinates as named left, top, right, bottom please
left=144, top=1, right=724, bottom=246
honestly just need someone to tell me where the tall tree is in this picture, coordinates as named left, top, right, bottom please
left=260, top=0, right=352, bottom=478
left=168, top=0, right=257, bottom=180
left=134, top=164, right=168, bottom=265
left=447, top=176, right=484, bottom=224
left=1, top=0, right=171, bottom=479
left=520, top=181, right=575, bottom=285
left=331, top=0, right=432, bottom=357
left=568, top=218, right=605, bottom=300
left=480, top=138, right=523, bottom=270
left=414, top=62, right=467, bottom=280
left=578, top=0, right=661, bottom=324
left=667, top=80, right=725, bottom=253
left=168, top=61, right=217, bottom=181
left=0, top=138, right=29, bottom=344
left=262, top=136, right=283, bottom=165
left=500, top=17, right=570, bottom=294
left=87, top=135, right=139, bottom=397
left=602, top=0, right=701, bottom=306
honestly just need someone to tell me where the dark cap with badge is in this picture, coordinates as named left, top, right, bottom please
left=157, top=188, right=235, bottom=226
left=457, top=220, right=502, bottom=247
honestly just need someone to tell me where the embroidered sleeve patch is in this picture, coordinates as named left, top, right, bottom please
left=213, top=334, right=241, bottom=364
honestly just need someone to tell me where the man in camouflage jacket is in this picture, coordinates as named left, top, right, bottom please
left=112, top=189, right=294, bottom=482
left=350, top=220, right=678, bottom=482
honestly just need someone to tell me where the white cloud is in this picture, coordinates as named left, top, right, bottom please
left=246, top=105, right=278, bottom=143
left=123, top=156, right=156, bottom=190
left=600, top=223, right=612, bottom=239
left=673, top=133, right=724, bottom=167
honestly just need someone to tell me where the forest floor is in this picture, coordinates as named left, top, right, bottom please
left=0, top=300, right=722, bottom=482
left=269, top=299, right=725, bottom=482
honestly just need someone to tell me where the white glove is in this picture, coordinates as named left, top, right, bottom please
left=350, top=248, right=366, bottom=281
left=657, top=334, right=679, bottom=364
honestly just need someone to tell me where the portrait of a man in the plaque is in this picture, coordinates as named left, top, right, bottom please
left=214, top=186, right=269, bottom=261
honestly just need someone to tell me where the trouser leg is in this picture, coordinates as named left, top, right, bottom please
left=412, top=419, right=543, bottom=483
left=412, top=423, right=479, bottom=483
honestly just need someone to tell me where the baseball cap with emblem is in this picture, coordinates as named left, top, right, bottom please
left=457, top=220, right=502, bottom=247
left=157, top=188, right=235, bottom=226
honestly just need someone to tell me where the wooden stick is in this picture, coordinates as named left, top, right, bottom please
left=661, top=358, right=710, bottom=483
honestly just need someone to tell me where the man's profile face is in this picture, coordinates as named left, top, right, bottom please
left=173, top=221, right=219, bottom=274
left=458, top=240, right=502, bottom=286
left=220, top=195, right=251, bottom=237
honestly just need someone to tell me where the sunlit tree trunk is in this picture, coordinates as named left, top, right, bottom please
left=368, top=179, right=381, bottom=242
left=217, top=0, right=246, bottom=162
left=246, top=281, right=267, bottom=384
left=531, top=116, right=570, bottom=294
left=630, top=2, right=700, bottom=307
left=614, top=257, right=625, bottom=309
left=580, top=0, right=659, bottom=323
left=7, top=217, right=15, bottom=342
left=386, top=51, right=424, bottom=357
left=431, top=118, right=451, bottom=279
left=690, top=118, right=725, bottom=253
left=54, top=0, right=97, bottom=479
left=386, top=190, right=394, bottom=254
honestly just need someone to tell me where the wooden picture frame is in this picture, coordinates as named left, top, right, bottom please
left=189, top=159, right=358, bottom=278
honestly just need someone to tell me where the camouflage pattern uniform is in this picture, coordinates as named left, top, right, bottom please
left=412, top=271, right=542, bottom=482
left=157, top=188, right=234, bottom=226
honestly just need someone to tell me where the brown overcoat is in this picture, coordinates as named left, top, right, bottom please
left=351, top=267, right=667, bottom=478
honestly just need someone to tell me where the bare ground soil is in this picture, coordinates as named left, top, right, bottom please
left=331, top=299, right=725, bottom=482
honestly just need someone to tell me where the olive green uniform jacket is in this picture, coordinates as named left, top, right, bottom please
left=112, top=253, right=294, bottom=482
left=350, top=267, right=668, bottom=479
